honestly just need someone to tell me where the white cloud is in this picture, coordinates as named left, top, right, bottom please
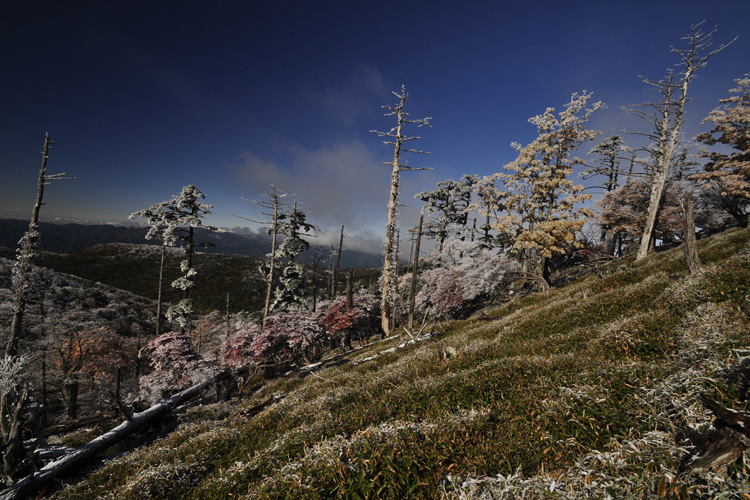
left=232, top=139, right=391, bottom=238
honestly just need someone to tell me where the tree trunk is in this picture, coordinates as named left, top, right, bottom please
left=683, top=190, right=702, bottom=274
left=7, top=135, right=53, bottom=357
left=263, top=198, right=280, bottom=327
left=64, top=381, right=79, bottom=420
left=155, top=244, right=166, bottom=337
left=382, top=158, right=400, bottom=336
left=332, top=225, right=344, bottom=299
left=408, top=214, right=423, bottom=330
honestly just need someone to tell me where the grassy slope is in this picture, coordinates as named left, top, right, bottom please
left=52, top=228, right=750, bottom=499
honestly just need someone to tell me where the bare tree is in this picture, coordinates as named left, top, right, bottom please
left=331, top=225, right=344, bottom=298
left=371, top=86, right=431, bottom=336
left=236, top=186, right=290, bottom=328
left=3, top=134, right=70, bottom=484
left=7, top=135, right=70, bottom=357
left=626, top=24, right=734, bottom=261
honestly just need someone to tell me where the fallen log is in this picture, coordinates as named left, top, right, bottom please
left=0, top=369, right=230, bottom=500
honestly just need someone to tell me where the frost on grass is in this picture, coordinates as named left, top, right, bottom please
left=444, top=300, right=750, bottom=499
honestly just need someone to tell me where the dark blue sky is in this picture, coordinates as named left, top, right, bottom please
left=2, top=0, right=749, bottom=252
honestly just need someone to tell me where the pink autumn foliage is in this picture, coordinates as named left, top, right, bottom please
left=139, top=331, right=208, bottom=400
left=415, top=269, right=463, bottom=317
left=263, top=311, right=328, bottom=364
left=222, top=322, right=262, bottom=371
left=314, top=292, right=381, bottom=345
left=223, top=311, right=328, bottom=370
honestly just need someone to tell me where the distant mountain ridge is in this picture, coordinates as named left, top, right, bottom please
left=0, top=219, right=383, bottom=268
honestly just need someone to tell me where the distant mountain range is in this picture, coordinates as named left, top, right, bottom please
left=0, top=219, right=383, bottom=268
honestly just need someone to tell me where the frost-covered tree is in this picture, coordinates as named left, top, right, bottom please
left=271, top=201, right=316, bottom=312
left=0, top=355, right=28, bottom=484
left=626, top=25, right=734, bottom=260
left=4, top=134, right=69, bottom=484
left=130, top=200, right=179, bottom=338
left=415, top=175, right=479, bottom=250
left=132, top=185, right=215, bottom=331
left=7, top=134, right=70, bottom=357
left=238, top=186, right=291, bottom=327
left=693, top=73, right=750, bottom=227
left=475, top=92, right=603, bottom=281
left=371, top=86, right=431, bottom=335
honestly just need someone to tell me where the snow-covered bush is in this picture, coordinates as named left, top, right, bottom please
left=415, top=238, right=519, bottom=318
left=139, top=331, right=211, bottom=401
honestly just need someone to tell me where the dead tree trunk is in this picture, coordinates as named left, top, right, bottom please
left=408, top=214, right=423, bottom=330
left=331, top=225, right=344, bottom=299
left=634, top=26, right=733, bottom=261
left=371, top=86, right=431, bottom=336
left=683, top=190, right=702, bottom=274
left=7, top=134, right=53, bottom=357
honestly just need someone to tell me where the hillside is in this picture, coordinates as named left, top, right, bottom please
left=48, top=227, right=750, bottom=499
left=0, top=257, right=157, bottom=347
left=34, top=243, right=269, bottom=315
left=0, top=243, right=382, bottom=316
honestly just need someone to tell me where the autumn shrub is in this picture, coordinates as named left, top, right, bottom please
left=222, top=322, right=261, bottom=372
left=56, top=326, right=138, bottom=385
left=223, top=311, right=329, bottom=373
left=314, top=291, right=382, bottom=349
left=139, top=331, right=212, bottom=402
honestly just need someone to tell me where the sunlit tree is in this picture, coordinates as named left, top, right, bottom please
left=475, top=92, right=603, bottom=281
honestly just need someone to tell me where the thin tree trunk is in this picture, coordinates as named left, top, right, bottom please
left=327, top=244, right=335, bottom=301
left=263, top=198, right=280, bottom=328
left=7, top=134, right=53, bottom=357
left=332, top=225, right=344, bottom=298
left=311, top=256, right=319, bottom=312
left=155, top=245, right=166, bottom=337
left=408, top=214, right=423, bottom=330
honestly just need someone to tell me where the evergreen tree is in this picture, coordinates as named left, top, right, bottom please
left=271, top=201, right=316, bottom=311
left=131, top=185, right=215, bottom=331
left=415, top=174, right=479, bottom=250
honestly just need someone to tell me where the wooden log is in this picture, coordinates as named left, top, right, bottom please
left=0, top=370, right=230, bottom=500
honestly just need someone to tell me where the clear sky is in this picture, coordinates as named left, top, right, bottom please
left=2, top=0, right=749, bottom=253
